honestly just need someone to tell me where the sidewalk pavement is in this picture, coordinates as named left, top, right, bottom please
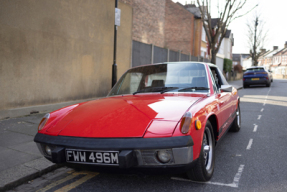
left=0, top=81, right=243, bottom=191
left=228, top=79, right=243, bottom=90
left=0, top=97, right=100, bottom=192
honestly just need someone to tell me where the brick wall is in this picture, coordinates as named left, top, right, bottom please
left=121, top=0, right=196, bottom=55
left=193, top=19, right=202, bottom=57
left=121, top=0, right=166, bottom=48
left=164, top=0, right=194, bottom=54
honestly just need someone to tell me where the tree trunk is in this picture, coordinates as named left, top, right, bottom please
left=211, top=50, right=217, bottom=64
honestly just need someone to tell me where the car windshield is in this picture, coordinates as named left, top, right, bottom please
left=246, top=68, right=265, bottom=72
left=108, top=63, right=209, bottom=96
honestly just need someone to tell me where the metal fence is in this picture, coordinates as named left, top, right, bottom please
left=132, top=40, right=210, bottom=67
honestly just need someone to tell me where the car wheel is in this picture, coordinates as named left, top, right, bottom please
left=266, top=82, right=271, bottom=87
left=243, top=84, right=248, bottom=88
left=229, top=104, right=241, bottom=132
left=186, top=121, right=215, bottom=181
left=271, top=79, right=273, bottom=82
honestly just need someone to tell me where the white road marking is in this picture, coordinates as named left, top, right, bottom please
left=233, top=165, right=245, bottom=187
left=257, top=115, right=261, bottom=120
left=261, top=108, right=264, bottom=112
left=236, top=154, right=242, bottom=157
left=263, top=102, right=266, bottom=106
left=246, top=139, right=253, bottom=150
left=253, top=124, right=258, bottom=132
left=171, top=164, right=245, bottom=188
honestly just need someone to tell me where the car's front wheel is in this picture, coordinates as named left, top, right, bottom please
left=186, top=121, right=215, bottom=181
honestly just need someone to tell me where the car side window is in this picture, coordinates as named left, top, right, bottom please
left=210, top=66, right=228, bottom=88
left=208, top=67, right=218, bottom=93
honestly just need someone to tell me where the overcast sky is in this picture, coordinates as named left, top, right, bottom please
left=172, top=0, right=287, bottom=54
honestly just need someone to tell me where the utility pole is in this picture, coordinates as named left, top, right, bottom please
left=112, top=0, right=119, bottom=87
left=252, top=17, right=258, bottom=66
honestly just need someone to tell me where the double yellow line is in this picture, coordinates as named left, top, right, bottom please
left=37, top=171, right=99, bottom=192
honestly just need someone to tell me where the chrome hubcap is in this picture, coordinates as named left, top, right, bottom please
left=203, top=128, right=213, bottom=172
left=237, top=108, right=241, bottom=127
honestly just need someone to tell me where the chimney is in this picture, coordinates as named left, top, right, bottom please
left=260, top=48, right=266, bottom=53
left=273, top=46, right=278, bottom=50
left=285, top=41, right=287, bottom=48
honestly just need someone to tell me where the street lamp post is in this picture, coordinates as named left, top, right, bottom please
left=112, top=0, right=119, bottom=87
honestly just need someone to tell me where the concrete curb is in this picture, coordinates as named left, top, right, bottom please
left=0, top=97, right=101, bottom=120
left=0, top=163, right=63, bottom=192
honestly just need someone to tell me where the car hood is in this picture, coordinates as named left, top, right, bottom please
left=45, top=94, right=203, bottom=138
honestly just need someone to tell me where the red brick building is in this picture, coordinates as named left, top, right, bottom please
left=120, top=0, right=198, bottom=55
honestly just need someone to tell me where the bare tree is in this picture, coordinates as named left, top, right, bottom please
left=197, top=0, right=257, bottom=64
left=246, top=13, right=268, bottom=66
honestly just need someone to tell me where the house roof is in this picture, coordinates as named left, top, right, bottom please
left=211, top=18, right=220, bottom=28
left=232, top=54, right=241, bottom=61
left=225, top=30, right=231, bottom=38
left=265, top=49, right=280, bottom=58
left=232, top=54, right=250, bottom=62
left=185, top=6, right=201, bottom=18
left=241, top=54, right=250, bottom=59
left=282, top=49, right=287, bottom=55
left=259, top=50, right=272, bottom=59
left=273, top=48, right=287, bottom=56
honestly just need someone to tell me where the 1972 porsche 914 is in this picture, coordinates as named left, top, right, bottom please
left=34, top=62, right=240, bottom=181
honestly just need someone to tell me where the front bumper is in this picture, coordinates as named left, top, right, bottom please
left=34, top=133, right=195, bottom=174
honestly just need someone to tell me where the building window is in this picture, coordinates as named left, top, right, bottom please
left=202, top=26, right=206, bottom=42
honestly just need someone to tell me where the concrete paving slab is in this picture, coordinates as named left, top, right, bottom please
left=0, top=131, right=33, bottom=148
left=0, top=148, right=40, bottom=172
left=0, top=164, right=37, bottom=188
left=0, top=146, right=6, bottom=153
left=24, top=158, right=55, bottom=171
left=8, top=123, right=38, bottom=136
left=0, top=158, right=61, bottom=192
left=9, top=141, right=42, bottom=156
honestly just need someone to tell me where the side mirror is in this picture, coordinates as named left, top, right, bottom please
left=220, top=85, right=233, bottom=92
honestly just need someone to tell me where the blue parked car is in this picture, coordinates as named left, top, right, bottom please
left=243, top=66, right=273, bottom=88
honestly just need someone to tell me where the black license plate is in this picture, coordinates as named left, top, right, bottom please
left=66, top=149, right=119, bottom=165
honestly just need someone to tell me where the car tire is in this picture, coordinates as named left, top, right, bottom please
left=243, top=84, right=248, bottom=88
left=186, top=121, right=215, bottom=181
left=266, top=82, right=271, bottom=87
left=229, top=104, right=241, bottom=132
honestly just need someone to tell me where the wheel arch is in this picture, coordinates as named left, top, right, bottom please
left=207, top=114, right=218, bottom=145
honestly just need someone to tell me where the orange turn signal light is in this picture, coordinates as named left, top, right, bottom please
left=195, top=119, right=202, bottom=130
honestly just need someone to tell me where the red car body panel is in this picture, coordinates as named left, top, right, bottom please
left=37, top=63, right=239, bottom=162
left=41, top=94, right=202, bottom=138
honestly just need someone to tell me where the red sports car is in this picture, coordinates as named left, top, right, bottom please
left=34, top=62, right=240, bottom=181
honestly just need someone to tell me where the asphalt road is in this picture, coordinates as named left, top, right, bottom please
left=8, top=79, right=287, bottom=192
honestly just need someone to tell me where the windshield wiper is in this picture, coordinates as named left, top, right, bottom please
left=133, top=89, right=146, bottom=95
left=178, top=87, right=210, bottom=92
left=133, top=87, right=179, bottom=95
left=160, top=87, right=180, bottom=94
